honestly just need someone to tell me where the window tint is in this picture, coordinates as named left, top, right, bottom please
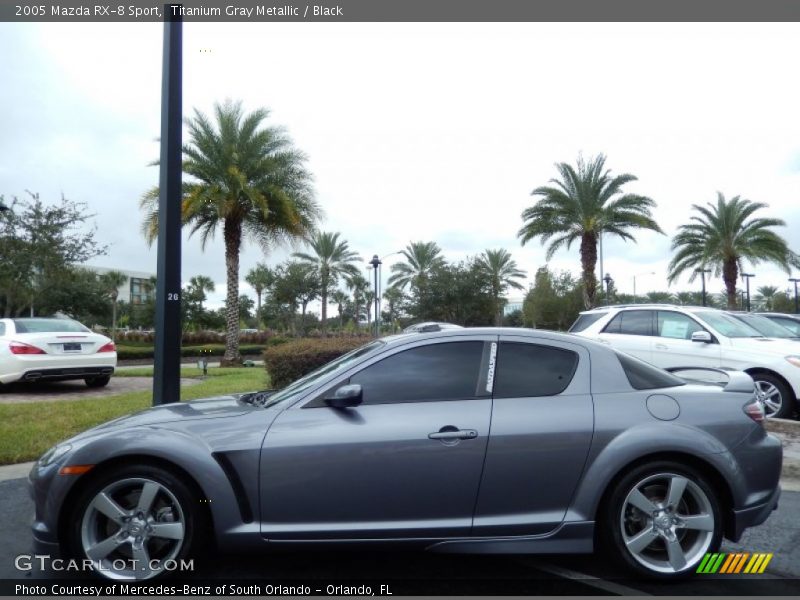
left=657, top=311, right=704, bottom=340
left=615, top=351, right=685, bottom=390
left=12, top=318, right=90, bottom=333
left=350, top=341, right=484, bottom=405
left=769, top=317, right=800, bottom=336
left=603, top=311, right=654, bottom=336
left=494, top=342, right=579, bottom=398
left=569, top=312, right=607, bottom=332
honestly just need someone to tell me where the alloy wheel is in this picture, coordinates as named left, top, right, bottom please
left=619, top=472, right=715, bottom=574
left=754, top=380, right=782, bottom=418
left=80, top=477, right=186, bottom=580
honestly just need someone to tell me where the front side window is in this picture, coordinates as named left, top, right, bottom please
left=493, top=342, right=579, bottom=398
left=657, top=311, right=704, bottom=340
left=603, top=310, right=654, bottom=336
left=350, top=341, right=484, bottom=405
left=769, top=317, right=800, bottom=336
left=694, top=311, right=763, bottom=338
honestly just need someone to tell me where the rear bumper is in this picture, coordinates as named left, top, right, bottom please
left=730, top=484, right=780, bottom=541
left=1, top=365, right=114, bottom=384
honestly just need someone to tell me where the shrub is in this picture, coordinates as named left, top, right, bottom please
left=263, top=337, right=370, bottom=389
left=116, top=344, right=267, bottom=361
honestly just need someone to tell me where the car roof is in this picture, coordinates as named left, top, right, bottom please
left=382, top=326, right=603, bottom=349
left=580, top=304, right=718, bottom=314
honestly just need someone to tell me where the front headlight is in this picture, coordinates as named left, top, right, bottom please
left=37, top=444, right=72, bottom=467
left=786, top=356, right=800, bottom=368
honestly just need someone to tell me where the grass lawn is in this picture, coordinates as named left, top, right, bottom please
left=0, top=368, right=269, bottom=466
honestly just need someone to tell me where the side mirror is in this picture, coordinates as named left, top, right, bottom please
left=325, top=384, right=363, bottom=408
left=691, top=331, right=712, bottom=343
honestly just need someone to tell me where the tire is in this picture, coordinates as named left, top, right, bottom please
left=66, top=464, right=204, bottom=580
left=601, top=461, right=722, bottom=579
left=751, top=373, right=794, bottom=419
left=85, top=375, right=111, bottom=388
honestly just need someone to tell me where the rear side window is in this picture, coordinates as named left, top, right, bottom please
left=603, top=310, right=654, bottom=336
left=615, top=351, right=685, bottom=390
left=350, top=341, right=484, bottom=405
left=569, top=312, right=607, bottom=332
left=494, top=342, right=579, bottom=398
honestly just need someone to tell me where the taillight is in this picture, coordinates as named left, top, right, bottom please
left=97, top=342, right=116, bottom=353
left=9, top=341, right=46, bottom=355
left=744, top=399, right=765, bottom=424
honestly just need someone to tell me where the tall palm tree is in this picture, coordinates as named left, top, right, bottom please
left=346, top=273, right=370, bottom=329
left=755, top=285, right=779, bottom=312
left=667, top=193, right=798, bottom=309
left=330, top=289, right=349, bottom=329
left=475, top=249, right=527, bottom=325
left=245, top=263, right=275, bottom=329
left=140, top=100, right=320, bottom=365
left=517, top=154, right=663, bottom=308
left=387, top=241, right=446, bottom=296
left=293, top=231, right=361, bottom=335
left=99, top=270, right=128, bottom=341
left=187, top=275, right=215, bottom=312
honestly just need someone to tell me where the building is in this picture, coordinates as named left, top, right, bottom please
left=84, top=266, right=156, bottom=305
left=503, top=296, right=525, bottom=316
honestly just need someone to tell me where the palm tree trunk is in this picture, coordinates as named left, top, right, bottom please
left=321, top=288, right=328, bottom=336
left=111, top=298, right=117, bottom=341
left=723, top=258, right=738, bottom=309
left=579, top=232, right=599, bottom=309
left=221, top=219, right=242, bottom=366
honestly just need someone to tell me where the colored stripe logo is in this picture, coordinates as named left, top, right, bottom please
left=696, top=552, right=773, bottom=574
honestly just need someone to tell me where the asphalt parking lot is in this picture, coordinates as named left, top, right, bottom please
left=2, top=475, right=798, bottom=596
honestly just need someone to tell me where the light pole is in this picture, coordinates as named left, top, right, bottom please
left=789, top=277, right=800, bottom=314
left=376, top=251, right=402, bottom=330
left=742, top=273, right=755, bottom=312
left=632, top=271, right=655, bottom=304
left=603, top=273, right=613, bottom=306
left=369, top=255, right=381, bottom=338
left=694, top=268, right=711, bottom=307
left=0, top=200, right=9, bottom=213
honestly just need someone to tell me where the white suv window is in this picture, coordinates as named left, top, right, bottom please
left=603, top=310, right=654, bottom=336
left=656, top=311, right=704, bottom=340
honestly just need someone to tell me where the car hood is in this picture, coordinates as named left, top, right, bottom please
left=68, top=394, right=255, bottom=442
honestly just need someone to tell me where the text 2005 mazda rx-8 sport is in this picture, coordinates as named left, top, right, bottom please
left=30, top=328, right=781, bottom=580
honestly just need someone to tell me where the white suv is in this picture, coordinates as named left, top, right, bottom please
left=570, top=304, right=800, bottom=418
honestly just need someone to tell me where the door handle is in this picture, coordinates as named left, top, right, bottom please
left=428, top=429, right=478, bottom=440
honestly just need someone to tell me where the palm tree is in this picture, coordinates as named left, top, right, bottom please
left=645, top=291, right=676, bottom=304
left=475, top=249, right=527, bottom=325
left=187, top=275, right=215, bottom=312
left=667, top=193, right=799, bottom=309
left=245, top=263, right=275, bottom=329
left=140, top=100, right=320, bottom=365
left=755, top=285, right=779, bottom=312
left=99, top=270, right=128, bottom=340
left=330, top=289, right=349, bottom=329
left=387, top=241, right=446, bottom=297
left=517, top=154, right=663, bottom=308
left=346, top=273, right=370, bottom=329
left=293, top=231, right=361, bottom=335
left=382, top=286, right=405, bottom=329
left=675, top=291, right=696, bottom=306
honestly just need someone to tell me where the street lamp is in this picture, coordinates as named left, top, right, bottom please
left=368, top=255, right=382, bottom=338
left=694, top=268, right=711, bottom=307
left=632, top=271, right=655, bottom=304
left=742, top=273, right=755, bottom=312
left=789, top=277, right=800, bottom=314
left=603, top=273, right=613, bottom=306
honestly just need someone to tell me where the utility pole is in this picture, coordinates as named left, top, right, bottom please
left=790, top=277, right=800, bottom=314
left=153, top=5, right=183, bottom=406
left=369, top=255, right=381, bottom=338
left=695, top=268, right=710, bottom=307
left=742, top=273, right=754, bottom=312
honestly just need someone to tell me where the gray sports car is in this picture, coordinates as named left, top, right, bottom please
left=29, top=328, right=781, bottom=581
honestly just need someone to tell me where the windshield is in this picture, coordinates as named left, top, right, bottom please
left=694, top=311, right=764, bottom=338
left=730, top=313, right=798, bottom=338
left=263, top=340, right=385, bottom=407
left=12, top=318, right=90, bottom=333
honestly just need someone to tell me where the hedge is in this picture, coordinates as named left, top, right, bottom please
left=116, top=344, right=269, bottom=361
left=262, top=337, right=371, bottom=389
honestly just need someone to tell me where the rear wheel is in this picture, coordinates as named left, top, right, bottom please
left=85, top=375, right=111, bottom=388
left=751, top=373, right=793, bottom=419
left=67, top=465, right=203, bottom=580
left=603, top=461, right=722, bottom=578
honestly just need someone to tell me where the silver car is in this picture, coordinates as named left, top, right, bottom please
left=29, top=328, right=781, bottom=581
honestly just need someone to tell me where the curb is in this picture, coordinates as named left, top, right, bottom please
left=0, top=461, right=34, bottom=482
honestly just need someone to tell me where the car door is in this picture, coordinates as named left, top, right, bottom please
left=596, top=309, right=655, bottom=362
left=472, top=336, right=593, bottom=536
left=259, top=337, right=494, bottom=540
left=650, top=310, right=721, bottom=369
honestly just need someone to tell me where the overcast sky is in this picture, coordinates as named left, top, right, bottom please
left=1, top=22, right=799, bottom=309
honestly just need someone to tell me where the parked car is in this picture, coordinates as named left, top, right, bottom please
left=727, top=311, right=800, bottom=341
left=758, top=313, right=800, bottom=337
left=570, top=305, right=800, bottom=418
left=0, top=317, right=116, bottom=388
left=403, top=321, right=463, bottom=333
left=30, top=328, right=780, bottom=580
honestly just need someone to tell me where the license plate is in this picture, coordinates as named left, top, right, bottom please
left=63, top=343, right=82, bottom=352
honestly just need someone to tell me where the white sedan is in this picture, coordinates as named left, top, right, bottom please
left=0, top=318, right=116, bottom=388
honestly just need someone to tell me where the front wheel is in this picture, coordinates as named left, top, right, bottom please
left=67, top=465, right=203, bottom=580
left=603, top=461, right=722, bottom=578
